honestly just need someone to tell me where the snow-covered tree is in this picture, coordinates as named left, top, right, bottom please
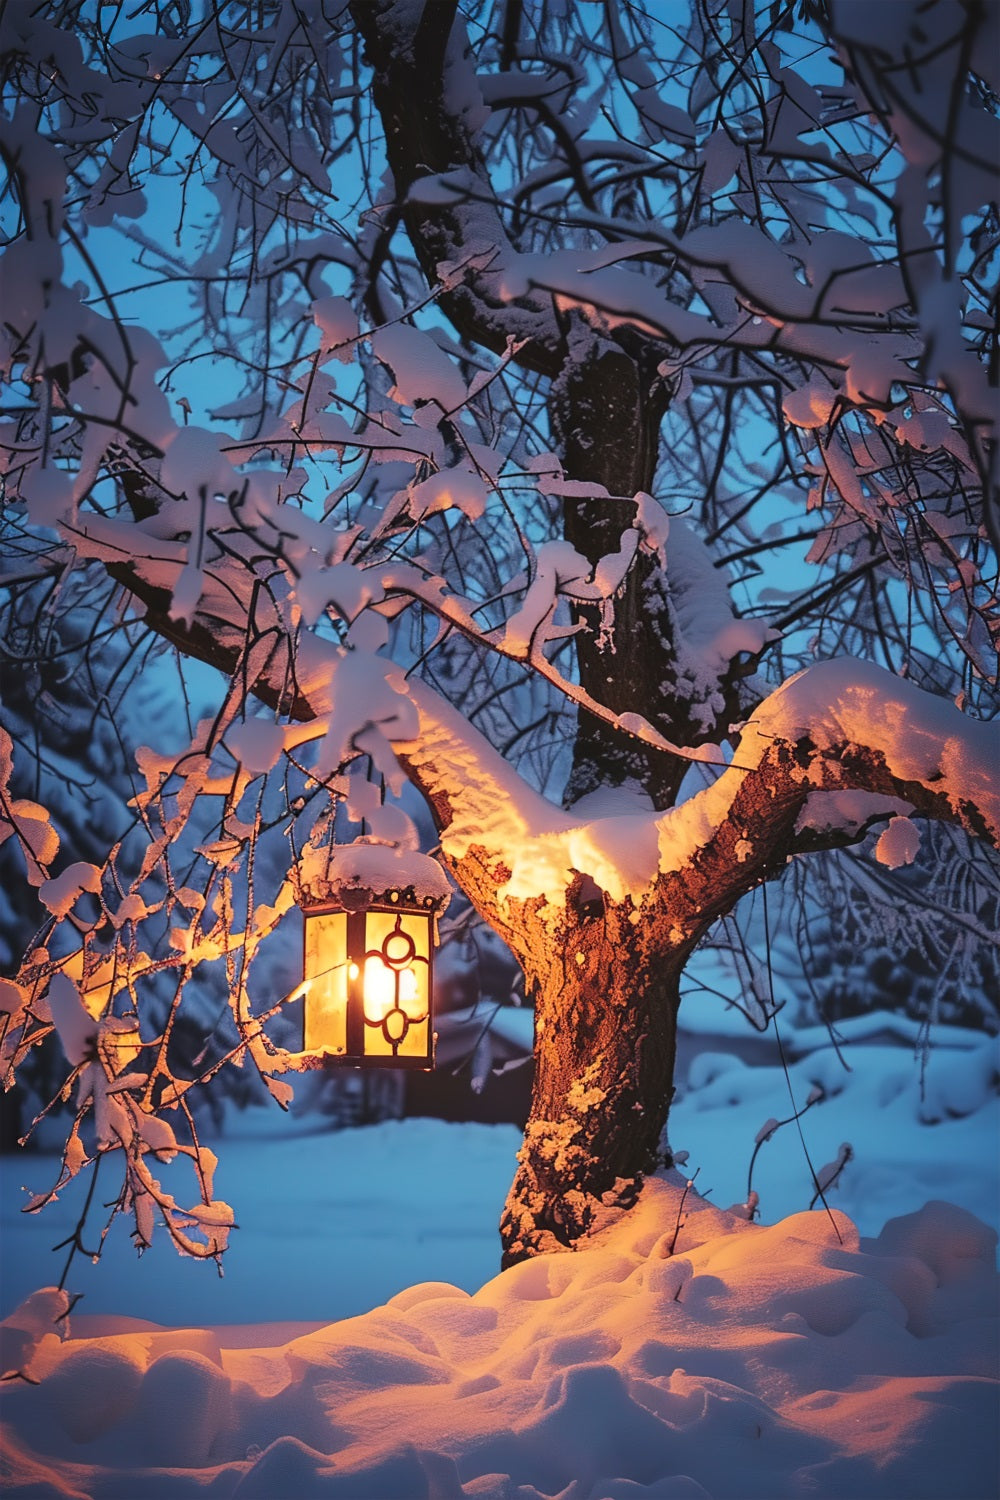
left=1, top=0, right=997, bottom=1267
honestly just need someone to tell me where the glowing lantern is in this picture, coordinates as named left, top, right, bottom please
left=297, top=844, right=450, bottom=1069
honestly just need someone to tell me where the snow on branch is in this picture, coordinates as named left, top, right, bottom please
left=350, top=0, right=563, bottom=370
left=64, top=501, right=572, bottom=914
left=645, top=657, right=1000, bottom=934
left=505, top=241, right=916, bottom=409
left=401, top=657, right=1000, bottom=926
left=738, top=657, right=999, bottom=845
left=390, top=657, right=999, bottom=928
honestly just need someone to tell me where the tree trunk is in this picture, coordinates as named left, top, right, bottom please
left=499, top=894, right=685, bottom=1267
left=548, top=328, right=682, bottom=807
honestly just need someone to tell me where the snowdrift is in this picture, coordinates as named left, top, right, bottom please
left=1, top=1176, right=996, bottom=1500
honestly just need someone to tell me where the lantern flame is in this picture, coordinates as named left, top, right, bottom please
left=362, top=957, right=420, bottom=1020
left=363, top=956, right=395, bottom=1020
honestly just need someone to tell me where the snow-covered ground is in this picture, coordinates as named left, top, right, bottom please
left=1, top=1022, right=997, bottom=1498
left=671, top=1029, right=1000, bottom=1243
left=1, top=1117, right=523, bottom=1327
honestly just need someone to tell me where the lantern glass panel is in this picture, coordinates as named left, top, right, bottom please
left=361, top=907, right=431, bottom=1060
left=303, top=908, right=348, bottom=1055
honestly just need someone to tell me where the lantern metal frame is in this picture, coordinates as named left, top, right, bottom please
left=293, top=842, right=451, bottom=1072
left=300, top=883, right=440, bottom=1070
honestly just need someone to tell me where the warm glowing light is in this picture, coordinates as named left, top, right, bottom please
left=363, top=956, right=396, bottom=1020
left=399, top=966, right=418, bottom=1008
left=297, top=870, right=444, bottom=1069
left=363, top=956, right=420, bottom=1020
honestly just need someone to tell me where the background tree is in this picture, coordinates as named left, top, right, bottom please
left=0, top=0, right=997, bottom=1267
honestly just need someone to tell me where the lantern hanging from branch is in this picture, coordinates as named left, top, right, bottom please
left=297, top=842, right=451, bottom=1070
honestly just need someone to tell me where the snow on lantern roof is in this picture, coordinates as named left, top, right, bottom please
left=298, top=840, right=452, bottom=912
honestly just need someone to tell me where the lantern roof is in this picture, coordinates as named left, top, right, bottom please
left=298, top=840, right=451, bottom=912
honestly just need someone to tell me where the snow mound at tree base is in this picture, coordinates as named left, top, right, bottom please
left=2, top=1176, right=996, bottom=1500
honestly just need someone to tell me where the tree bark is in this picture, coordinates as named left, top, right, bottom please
left=350, top=1, right=759, bottom=811
left=350, top=0, right=562, bottom=374
left=499, top=893, right=684, bottom=1265
left=548, top=326, right=682, bottom=806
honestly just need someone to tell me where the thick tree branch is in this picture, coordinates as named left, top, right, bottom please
left=350, top=0, right=563, bottom=373
left=349, top=1, right=779, bottom=799
left=408, top=657, right=999, bottom=956
left=650, top=657, right=1000, bottom=954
